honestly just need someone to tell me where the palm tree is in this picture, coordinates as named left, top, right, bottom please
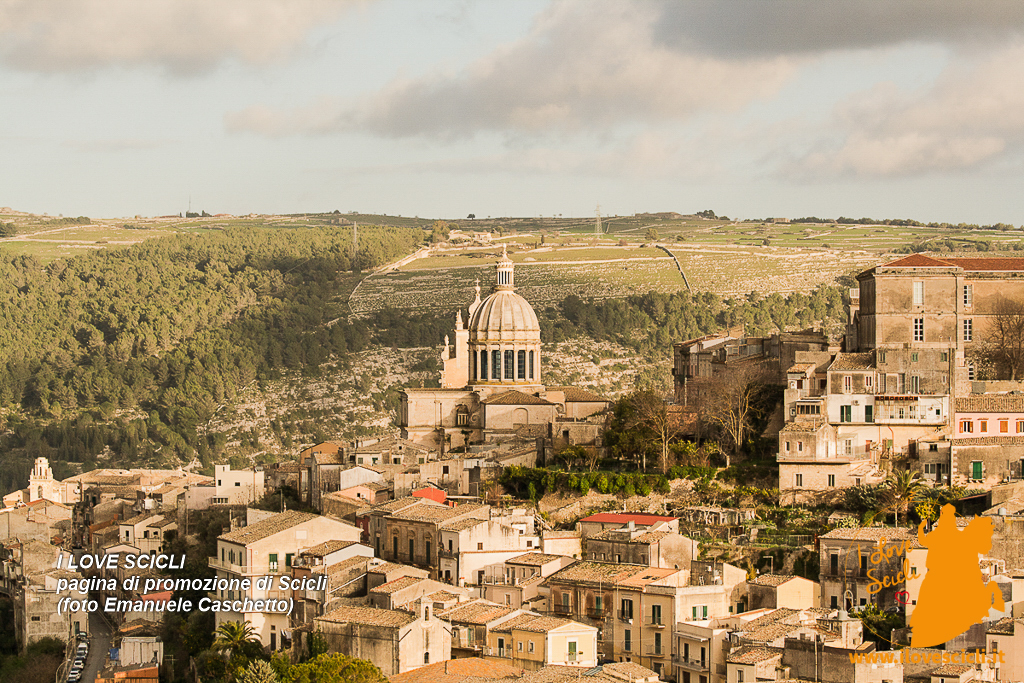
left=213, top=620, right=260, bottom=658
left=885, top=469, right=927, bottom=527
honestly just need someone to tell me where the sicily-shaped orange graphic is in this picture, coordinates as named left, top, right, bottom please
left=910, top=504, right=1004, bottom=647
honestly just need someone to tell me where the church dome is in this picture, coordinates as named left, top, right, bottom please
left=468, top=290, right=540, bottom=343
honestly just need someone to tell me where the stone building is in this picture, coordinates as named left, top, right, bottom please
left=399, top=247, right=609, bottom=452
left=818, top=526, right=913, bottom=611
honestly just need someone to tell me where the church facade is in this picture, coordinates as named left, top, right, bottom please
left=399, top=247, right=609, bottom=450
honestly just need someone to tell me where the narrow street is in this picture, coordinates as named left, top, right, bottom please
left=75, top=610, right=113, bottom=683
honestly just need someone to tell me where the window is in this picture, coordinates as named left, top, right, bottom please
left=651, top=604, right=662, bottom=625
left=797, top=441, right=803, bottom=452
left=981, top=420, right=988, bottom=433
left=234, top=481, right=241, bottom=487
left=840, top=405, right=852, bottom=422
left=865, top=405, right=873, bottom=423
left=504, top=350, right=514, bottom=380
left=424, top=653, right=430, bottom=664
left=269, top=553, right=278, bottom=570
left=529, top=641, right=535, bottom=653
left=964, top=319, right=973, bottom=342
left=911, top=352, right=919, bottom=362
left=843, top=375, right=852, bottom=393
left=941, top=351, right=948, bottom=362
left=1001, top=420, right=1009, bottom=434
left=961, top=420, right=973, bottom=433
left=865, top=375, right=873, bottom=389
left=968, top=363, right=976, bottom=380
left=844, top=439, right=852, bottom=456
left=964, top=284, right=973, bottom=306
left=913, top=281, right=924, bottom=305
left=909, top=376, right=920, bottom=394
left=529, top=351, right=535, bottom=379
left=480, top=350, right=488, bottom=380
left=878, top=350, right=886, bottom=364
left=624, top=630, right=631, bottom=651
left=913, top=319, right=924, bottom=342
left=785, top=441, right=790, bottom=452
left=517, top=350, right=526, bottom=379
left=492, top=350, right=501, bottom=379
left=691, top=605, right=707, bottom=619
left=620, top=599, right=633, bottom=620
left=285, top=553, right=293, bottom=567
left=1018, top=420, right=1024, bottom=433
left=929, top=443, right=939, bottom=452
left=737, top=670, right=744, bottom=683
left=830, top=595, right=838, bottom=608
left=830, top=554, right=838, bottom=574
left=828, top=474, right=836, bottom=487
left=795, top=473, right=803, bottom=487
left=518, top=641, right=523, bottom=652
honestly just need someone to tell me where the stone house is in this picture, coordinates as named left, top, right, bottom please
left=585, top=523, right=697, bottom=569
left=818, top=527, right=914, bottom=611
left=744, top=574, right=820, bottom=611
left=485, top=613, right=598, bottom=671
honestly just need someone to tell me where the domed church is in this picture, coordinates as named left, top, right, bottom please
left=399, top=246, right=609, bottom=450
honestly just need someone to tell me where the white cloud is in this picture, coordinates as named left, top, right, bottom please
left=793, top=44, right=1024, bottom=177
left=0, top=0, right=358, bottom=74
left=227, top=1, right=798, bottom=138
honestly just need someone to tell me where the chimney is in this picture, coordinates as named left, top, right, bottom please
left=627, top=520, right=635, bottom=532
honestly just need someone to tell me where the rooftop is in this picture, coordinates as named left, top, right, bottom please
left=544, top=386, right=609, bottom=403
left=493, top=613, right=582, bottom=634
left=482, top=390, right=555, bottom=406
left=819, top=527, right=913, bottom=541
left=727, top=646, right=784, bottom=665
left=880, top=254, right=1024, bottom=271
left=748, top=574, right=799, bottom=587
left=931, top=663, right=975, bottom=676
left=579, top=512, right=675, bottom=525
left=439, top=599, right=518, bottom=625
left=590, top=529, right=670, bottom=544
left=393, top=503, right=487, bottom=524
left=218, top=510, right=318, bottom=545
left=389, top=658, right=523, bottom=683
left=507, top=552, right=565, bottom=566
left=370, top=575, right=425, bottom=595
left=829, top=352, right=875, bottom=371
left=302, top=539, right=359, bottom=557
left=317, top=605, right=418, bottom=628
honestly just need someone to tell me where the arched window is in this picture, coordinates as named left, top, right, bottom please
left=480, top=350, right=488, bottom=380
left=504, top=350, right=514, bottom=380
left=492, top=350, right=501, bottom=379
left=529, top=350, right=535, bottom=379
left=518, top=350, right=526, bottom=379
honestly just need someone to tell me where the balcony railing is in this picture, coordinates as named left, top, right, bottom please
left=486, top=647, right=510, bottom=658
left=646, top=645, right=665, bottom=657
left=617, top=610, right=635, bottom=622
left=672, top=655, right=709, bottom=670
left=587, top=608, right=608, bottom=619
left=644, top=615, right=666, bottom=627
left=553, top=603, right=572, bottom=615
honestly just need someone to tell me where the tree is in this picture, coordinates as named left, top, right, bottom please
left=283, top=653, right=389, bottom=683
left=213, top=620, right=260, bottom=658
left=984, top=296, right=1024, bottom=380
left=467, top=214, right=476, bottom=219
left=881, top=469, right=926, bottom=528
left=624, top=389, right=684, bottom=473
left=701, top=361, right=775, bottom=464
left=645, top=228, right=659, bottom=241
left=241, top=660, right=281, bottom=683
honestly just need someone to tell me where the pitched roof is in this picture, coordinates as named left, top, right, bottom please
left=218, top=510, right=318, bottom=545
left=389, top=658, right=523, bottom=683
left=955, top=395, right=1024, bottom=413
left=987, top=616, right=1015, bottom=635
left=590, top=529, right=670, bottom=544
left=819, top=526, right=913, bottom=541
left=493, top=613, right=583, bottom=634
left=749, top=574, right=799, bottom=587
left=441, top=517, right=489, bottom=532
left=507, top=552, right=565, bottom=566
left=544, top=386, right=609, bottom=403
left=779, top=421, right=827, bottom=433
left=828, top=352, right=875, bottom=371
left=317, top=605, right=418, bottom=628
left=727, top=646, right=784, bottom=664
left=303, top=540, right=358, bottom=557
left=370, top=576, right=425, bottom=594
left=394, top=504, right=486, bottom=524
left=439, top=599, right=517, bottom=625
left=480, top=390, right=554, bottom=406
left=931, top=663, right=975, bottom=676
left=881, top=254, right=952, bottom=268
left=881, top=255, right=1024, bottom=272
left=579, top=513, right=674, bottom=525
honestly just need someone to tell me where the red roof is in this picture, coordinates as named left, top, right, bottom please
left=412, top=487, right=447, bottom=504
left=882, top=255, right=1024, bottom=271
left=580, top=513, right=675, bottom=525
left=140, top=591, right=172, bottom=601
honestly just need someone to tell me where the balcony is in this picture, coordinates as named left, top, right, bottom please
left=553, top=603, right=572, bottom=615
left=452, top=637, right=481, bottom=651
left=587, top=608, right=608, bottom=620
left=646, top=645, right=665, bottom=657
left=486, top=647, right=510, bottom=659
left=438, top=547, right=458, bottom=559
left=617, top=610, right=635, bottom=623
left=644, top=616, right=666, bottom=628
left=209, top=558, right=249, bottom=574
left=672, top=655, right=709, bottom=671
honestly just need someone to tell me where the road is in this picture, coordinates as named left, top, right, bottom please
left=73, top=611, right=113, bottom=683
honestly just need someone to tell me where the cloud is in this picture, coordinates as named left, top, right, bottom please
left=0, top=0, right=358, bottom=74
left=227, top=1, right=798, bottom=139
left=653, top=0, right=1024, bottom=57
left=791, top=44, right=1024, bottom=177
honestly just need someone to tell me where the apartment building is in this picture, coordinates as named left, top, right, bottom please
left=118, top=513, right=175, bottom=556
left=585, top=523, right=697, bottom=569
left=951, top=395, right=1024, bottom=485
left=210, top=510, right=361, bottom=648
left=485, top=613, right=598, bottom=671
left=673, top=620, right=731, bottom=683
left=212, top=464, right=265, bottom=506
left=479, top=552, right=575, bottom=609
left=440, top=599, right=521, bottom=658
left=544, top=560, right=746, bottom=679
left=438, top=515, right=540, bottom=586
left=818, top=526, right=913, bottom=611
left=312, top=602, right=451, bottom=675
left=744, top=574, right=820, bottom=611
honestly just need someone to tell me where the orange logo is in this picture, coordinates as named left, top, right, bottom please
left=910, top=504, right=1004, bottom=647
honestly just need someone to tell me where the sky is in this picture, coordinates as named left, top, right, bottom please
left=4, top=0, right=1024, bottom=224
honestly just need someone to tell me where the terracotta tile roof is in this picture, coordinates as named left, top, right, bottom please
left=317, top=605, right=417, bottom=628
left=787, top=363, right=816, bottom=373
left=744, top=621, right=803, bottom=643
left=424, top=590, right=461, bottom=603
left=303, top=540, right=359, bottom=557
left=370, top=576, right=425, bottom=594
left=394, top=504, right=487, bottom=524
left=389, top=658, right=523, bottom=683
left=546, top=561, right=644, bottom=585
left=590, top=529, right=670, bottom=544
left=600, top=663, right=659, bottom=681
left=493, top=614, right=583, bottom=633
left=931, top=663, right=975, bottom=676
left=439, top=599, right=517, bottom=625
left=544, top=386, right=609, bottom=403
left=881, top=254, right=952, bottom=268
left=987, top=616, right=1015, bottom=635
left=829, top=352, right=875, bottom=371
left=323, top=556, right=370, bottom=575
left=365, top=496, right=437, bottom=515
left=727, top=645, right=784, bottom=664
left=482, top=390, right=555, bottom=406
left=441, top=517, right=489, bottom=532
left=779, top=421, right=827, bottom=433
left=218, top=510, right=318, bottom=545
left=955, top=396, right=1024, bottom=413
left=579, top=513, right=675, bottom=525
left=507, top=552, right=564, bottom=566
left=738, top=608, right=799, bottom=632
left=819, top=527, right=913, bottom=541
left=748, top=574, right=798, bottom=587
left=368, top=561, right=417, bottom=575
left=944, top=257, right=1024, bottom=271
left=121, top=513, right=159, bottom=526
